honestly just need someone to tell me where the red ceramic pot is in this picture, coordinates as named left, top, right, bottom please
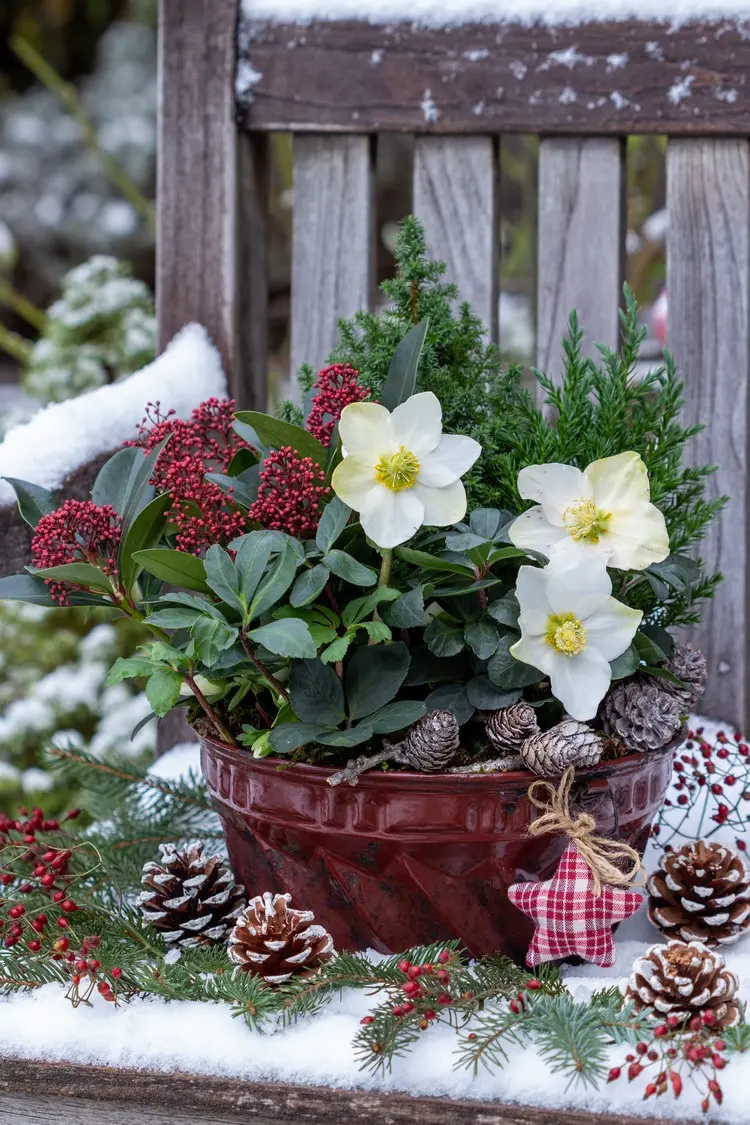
left=201, top=735, right=673, bottom=961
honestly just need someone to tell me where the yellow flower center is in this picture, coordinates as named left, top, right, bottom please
left=546, top=613, right=587, bottom=657
left=374, top=445, right=421, bottom=492
left=562, top=498, right=611, bottom=544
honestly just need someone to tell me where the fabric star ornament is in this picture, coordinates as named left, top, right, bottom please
left=507, top=842, right=643, bottom=967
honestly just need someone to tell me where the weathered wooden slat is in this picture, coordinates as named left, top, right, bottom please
left=290, top=135, right=374, bottom=383
left=158, top=0, right=268, bottom=409
left=666, top=138, right=750, bottom=732
left=536, top=138, right=625, bottom=380
left=0, top=1058, right=677, bottom=1125
left=0, top=1094, right=251, bottom=1125
left=413, top=136, right=499, bottom=340
left=240, top=18, right=750, bottom=135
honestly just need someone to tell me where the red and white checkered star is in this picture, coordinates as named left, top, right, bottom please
left=507, top=842, right=642, bottom=968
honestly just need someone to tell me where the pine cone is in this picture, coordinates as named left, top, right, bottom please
left=648, top=841, right=750, bottom=947
left=520, top=719, right=602, bottom=777
left=601, top=679, right=683, bottom=752
left=658, top=643, right=708, bottom=708
left=228, top=892, right=334, bottom=985
left=626, top=940, right=740, bottom=1029
left=401, top=709, right=460, bottom=772
left=485, top=702, right=539, bottom=754
left=138, top=842, right=246, bottom=949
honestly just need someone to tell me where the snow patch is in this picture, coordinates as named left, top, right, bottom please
left=668, top=74, right=696, bottom=103
left=610, top=90, right=630, bottom=109
left=236, top=60, right=263, bottom=101
left=606, top=52, right=629, bottom=69
left=0, top=324, right=227, bottom=508
left=463, top=47, right=489, bottom=60
left=420, top=89, right=441, bottom=121
left=559, top=85, right=578, bottom=103
left=542, top=46, right=594, bottom=69
left=370, top=48, right=385, bottom=63
left=714, top=85, right=739, bottom=101
left=509, top=60, right=528, bottom=80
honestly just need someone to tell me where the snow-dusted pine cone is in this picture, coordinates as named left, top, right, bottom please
left=519, top=719, right=602, bottom=777
left=229, top=892, right=334, bottom=985
left=626, top=940, right=740, bottom=1029
left=601, top=679, right=683, bottom=752
left=485, top=702, right=539, bottom=754
left=138, top=842, right=246, bottom=949
left=658, top=643, right=708, bottom=708
left=401, top=709, right=460, bottom=772
left=648, top=841, right=750, bottom=947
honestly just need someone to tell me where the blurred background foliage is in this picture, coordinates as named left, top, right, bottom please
left=0, top=0, right=668, bottom=812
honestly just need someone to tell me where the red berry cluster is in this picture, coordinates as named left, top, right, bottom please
left=31, top=500, right=122, bottom=605
left=608, top=1010, right=729, bottom=1112
left=127, top=398, right=252, bottom=555
left=247, top=447, right=329, bottom=540
left=305, top=364, right=370, bottom=448
left=654, top=727, right=750, bottom=849
left=360, top=950, right=459, bottom=1040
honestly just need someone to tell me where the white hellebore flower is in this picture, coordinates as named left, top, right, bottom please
left=508, top=451, right=669, bottom=571
left=331, top=391, right=481, bottom=549
left=510, top=557, right=642, bottom=722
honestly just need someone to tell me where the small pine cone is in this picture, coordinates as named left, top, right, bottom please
left=138, top=842, right=246, bottom=949
left=658, top=643, right=708, bottom=708
left=601, top=679, right=683, bottom=752
left=626, top=940, right=740, bottom=1029
left=229, top=892, right=334, bottom=985
left=648, top=841, right=750, bottom=947
left=485, top=702, right=540, bottom=754
left=520, top=719, right=602, bottom=777
left=402, top=709, right=460, bottom=772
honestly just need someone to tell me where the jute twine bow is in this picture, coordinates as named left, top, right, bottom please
left=527, top=766, right=644, bottom=897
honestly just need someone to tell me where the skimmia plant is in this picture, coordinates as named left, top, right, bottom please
left=0, top=268, right=723, bottom=762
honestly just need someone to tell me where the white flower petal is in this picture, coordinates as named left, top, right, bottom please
left=507, top=507, right=569, bottom=556
left=360, top=486, right=424, bottom=549
left=515, top=565, right=554, bottom=621
left=548, top=647, right=612, bottom=721
left=337, top=402, right=392, bottom=465
left=417, top=435, right=482, bottom=487
left=510, top=633, right=553, bottom=675
left=517, top=463, right=592, bottom=526
left=412, top=479, right=468, bottom=527
left=545, top=555, right=612, bottom=617
left=585, top=451, right=650, bottom=510
left=583, top=598, right=643, bottom=661
left=331, top=457, right=377, bottom=513
left=606, top=504, right=670, bottom=571
left=389, top=392, right=442, bottom=457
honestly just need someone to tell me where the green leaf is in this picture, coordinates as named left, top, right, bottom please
left=268, top=722, right=329, bottom=753
left=235, top=532, right=276, bottom=607
left=157, top=591, right=225, bottom=620
left=249, top=542, right=300, bottom=621
left=382, top=585, right=425, bottom=629
left=232, top=419, right=261, bottom=447
left=204, top=545, right=243, bottom=613
left=320, top=635, right=353, bottom=664
left=145, top=667, right=183, bottom=716
left=609, top=644, right=640, bottom=680
left=249, top=618, right=316, bottom=659
left=315, top=497, right=352, bottom=554
left=444, top=532, right=488, bottom=552
left=317, top=723, right=375, bottom=748
left=634, top=631, right=668, bottom=666
left=204, top=471, right=259, bottom=510
left=379, top=319, right=429, bottom=411
left=144, top=607, right=203, bottom=629
left=424, top=682, right=474, bottom=725
left=227, top=447, right=259, bottom=476
left=469, top=508, right=503, bottom=540
left=290, top=564, right=331, bottom=608
left=487, top=593, right=520, bottom=629
left=465, top=676, right=520, bottom=711
left=133, top=549, right=209, bottom=593
left=395, top=546, right=473, bottom=576
left=3, top=478, right=54, bottom=528
left=424, top=617, right=465, bottom=658
left=431, top=577, right=501, bottom=598
left=323, top=550, right=378, bottom=587
left=108, top=655, right=156, bottom=684
left=119, top=493, right=172, bottom=592
left=234, top=411, right=327, bottom=468
left=464, top=620, right=500, bottom=660
left=29, top=562, right=112, bottom=591
left=359, top=620, right=392, bottom=644
left=289, top=659, right=346, bottom=724
left=342, top=587, right=400, bottom=627
left=404, top=646, right=470, bottom=686
left=91, top=446, right=141, bottom=513
left=0, top=572, right=103, bottom=607
left=367, top=700, right=427, bottom=734
left=487, top=634, right=542, bottom=690
left=121, top=436, right=171, bottom=530
left=345, top=641, right=410, bottom=719
left=192, top=616, right=239, bottom=666
left=486, top=546, right=529, bottom=564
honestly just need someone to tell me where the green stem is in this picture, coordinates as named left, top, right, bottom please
left=378, top=548, right=393, bottom=588
left=0, top=322, right=32, bottom=364
left=0, top=281, right=47, bottom=333
left=240, top=633, right=291, bottom=702
left=10, top=35, right=156, bottom=235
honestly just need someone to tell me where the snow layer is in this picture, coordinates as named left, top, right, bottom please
left=241, top=0, right=750, bottom=26
left=1, top=716, right=748, bottom=1122
left=0, top=324, right=227, bottom=508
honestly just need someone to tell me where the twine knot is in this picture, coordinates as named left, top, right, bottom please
left=527, top=766, right=644, bottom=897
